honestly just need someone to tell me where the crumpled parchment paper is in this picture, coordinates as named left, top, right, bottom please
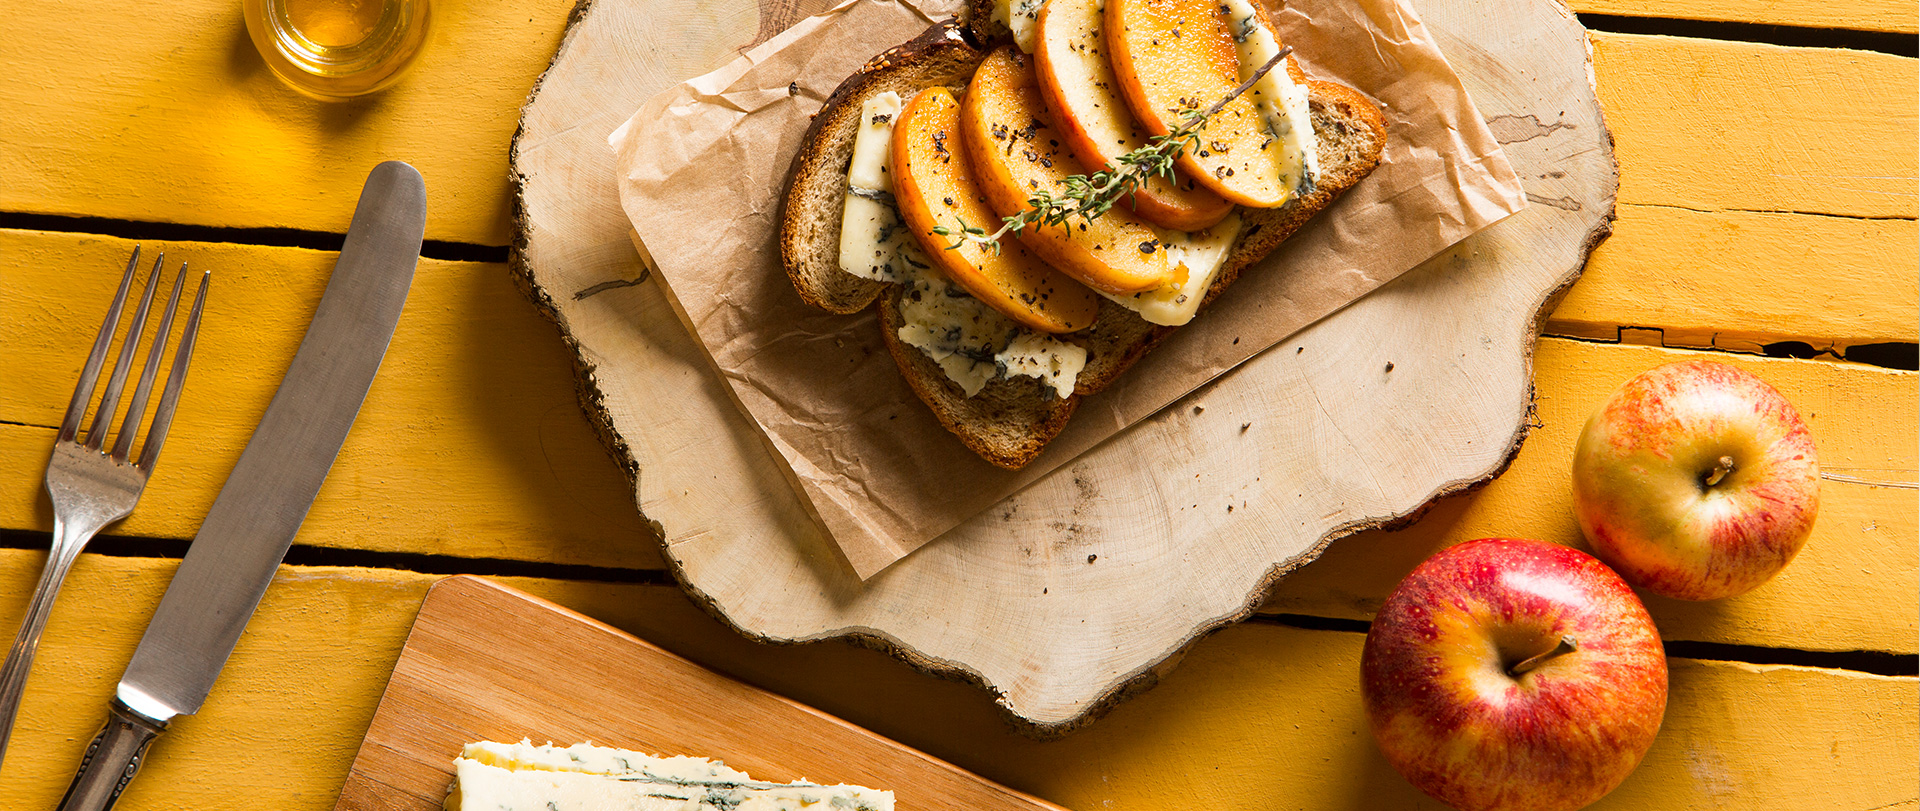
left=611, top=0, right=1527, bottom=578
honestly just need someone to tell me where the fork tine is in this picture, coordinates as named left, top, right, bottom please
left=111, top=264, right=190, bottom=462
left=84, top=251, right=166, bottom=451
left=137, top=271, right=209, bottom=472
left=58, top=247, right=142, bottom=443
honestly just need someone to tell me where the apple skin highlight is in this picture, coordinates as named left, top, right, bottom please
left=1362, top=538, right=1667, bottom=811
left=1572, top=359, right=1820, bottom=601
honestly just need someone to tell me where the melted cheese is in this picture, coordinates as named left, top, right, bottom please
left=991, top=0, right=1042, bottom=53
left=1224, top=0, right=1317, bottom=198
left=446, top=741, right=892, bottom=811
left=1099, top=213, right=1243, bottom=326
left=838, top=91, right=918, bottom=283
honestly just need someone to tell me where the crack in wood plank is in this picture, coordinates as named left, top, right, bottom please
left=1820, top=471, right=1920, bottom=490
left=1486, top=113, right=1576, bottom=144
left=1539, top=326, right=1920, bottom=369
left=1628, top=201, right=1918, bottom=222
left=573, top=272, right=650, bottom=301
left=1526, top=193, right=1584, bottom=211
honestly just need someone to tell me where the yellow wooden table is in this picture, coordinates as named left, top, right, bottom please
left=0, top=0, right=1914, bottom=808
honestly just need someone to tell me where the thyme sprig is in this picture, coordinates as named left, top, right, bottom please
left=932, top=46, right=1291, bottom=252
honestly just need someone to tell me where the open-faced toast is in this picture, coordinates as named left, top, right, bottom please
left=779, top=3, right=1387, bottom=469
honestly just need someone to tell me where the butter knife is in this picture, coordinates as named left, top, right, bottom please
left=56, top=161, right=424, bottom=811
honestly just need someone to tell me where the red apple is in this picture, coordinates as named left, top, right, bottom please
left=1572, top=359, right=1820, bottom=601
left=1362, top=538, right=1667, bottom=811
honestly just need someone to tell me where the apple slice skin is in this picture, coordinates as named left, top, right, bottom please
left=961, top=46, right=1174, bottom=296
left=892, top=85, right=1100, bottom=334
left=1105, top=0, right=1292, bottom=207
left=1362, top=538, right=1667, bottom=811
left=1033, top=0, right=1233, bottom=232
left=1572, top=360, right=1820, bottom=601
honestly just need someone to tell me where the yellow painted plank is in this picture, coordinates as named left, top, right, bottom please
left=0, top=0, right=575, bottom=246
left=0, top=553, right=430, bottom=810
left=1263, top=338, right=1919, bottom=655
left=985, top=636, right=1918, bottom=811
left=2, top=4, right=1914, bottom=241
left=0, top=556, right=1910, bottom=810
left=1595, top=33, right=1918, bottom=219
left=0, top=230, right=657, bottom=569
left=5, top=231, right=1911, bottom=660
left=1573, top=0, right=1918, bottom=34
left=1544, top=202, right=1919, bottom=351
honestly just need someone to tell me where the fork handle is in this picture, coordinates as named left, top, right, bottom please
left=56, top=698, right=169, bottom=811
left=0, top=518, right=98, bottom=771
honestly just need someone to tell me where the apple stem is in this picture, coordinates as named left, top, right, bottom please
left=1509, top=635, right=1579, bottom=678
left=1702, top=455, right=1737, bottom=488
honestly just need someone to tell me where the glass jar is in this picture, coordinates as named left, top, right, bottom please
left=242, top=0, right=431, bottom=100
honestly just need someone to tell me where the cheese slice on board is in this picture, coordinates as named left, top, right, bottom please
left=446, top=740, right=894, bottom=811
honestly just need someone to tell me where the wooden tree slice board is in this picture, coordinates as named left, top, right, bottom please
left=509, top=0, right=1614, bottom=731
left=333, top=576, right=1067, bottom=810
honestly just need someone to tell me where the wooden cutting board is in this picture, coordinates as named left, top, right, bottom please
left=333, top=576, right=1066, bottom=811
left=509, top=0, right=1614, bottom=731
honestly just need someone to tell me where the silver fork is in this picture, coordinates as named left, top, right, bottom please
left=0, top=247, right=209, bottom=769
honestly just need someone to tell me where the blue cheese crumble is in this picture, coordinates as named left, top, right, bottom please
left=444, top=740, right=893, bottom=811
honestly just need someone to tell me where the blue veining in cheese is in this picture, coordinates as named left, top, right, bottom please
left=895, top=267, right=1015, bottom=397
left=445, top=740, right=893, bottom=811
left=836, top=91, right=1085, bottom=399
left=895, top=266, right=1086, bottom=398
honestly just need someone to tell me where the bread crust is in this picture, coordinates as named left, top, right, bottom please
left=780, top=18, right=1386, bottom=468
left=779, top=22, right=990, bottom=314
left=877, top=293, right=1078, bottom=468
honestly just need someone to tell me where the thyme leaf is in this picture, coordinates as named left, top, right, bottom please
left=937, top=47, right=1291, bottom=252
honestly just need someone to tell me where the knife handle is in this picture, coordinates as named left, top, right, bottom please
left=56, top=698, right=169, bottom=811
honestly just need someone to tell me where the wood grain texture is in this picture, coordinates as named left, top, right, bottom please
left=335, top=576, right=1065, bottom=811
left=1261, top=339, right=1920, bottom=655
left=0, top=0, right=575, bottom=246
left=1543, top=202, right=1919, bottom=352
left=954, top=634, right=1920, bottom=811
left=0, top=229, right=657, bottom=569
left=1574, top=0, right=1918, bottom=33
left=1, top=245, right=1909, bottom=662
left=0, top=555, right=1909, bottom=811
left=0, top=0, right=1908, bottom=242
left=1594, top=33, right=1918, bottom=219
left=0, top=552, right=427, bottom=811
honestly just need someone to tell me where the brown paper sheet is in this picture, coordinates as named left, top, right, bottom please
left=610, top=0, right=1527, bottom=578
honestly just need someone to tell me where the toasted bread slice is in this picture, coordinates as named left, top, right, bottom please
left=876, top=295, right=1079, bottom=468
left=778, top=17, right=1386, bottom=468
left=781, top=23, right=992, bottom=314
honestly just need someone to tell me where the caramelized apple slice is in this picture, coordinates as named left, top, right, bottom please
left=961, top=47, right=1174, bottom=296
left=1034, top=0, right=1233, bottom=231
left=1106, top=0, right=1292, bottom=207
left=892, top=86, right=1100, bottom=334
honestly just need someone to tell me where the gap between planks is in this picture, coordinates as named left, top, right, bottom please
left=1578, top=13, right=1920, bottom=55
left=1249, top=614, right=1920, bottom=678
left=1, top=214, right=1908, bottom=370
left=0, top=528, right=672, bottom=586
left=1537, top=331, right=1920, bottom=372
left=4, top=527, right=1910, bottom=678
left=0, top=210, right=509, bottom=264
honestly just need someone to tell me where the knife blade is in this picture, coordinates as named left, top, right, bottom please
left=57, top=161, right=425, bottom=811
